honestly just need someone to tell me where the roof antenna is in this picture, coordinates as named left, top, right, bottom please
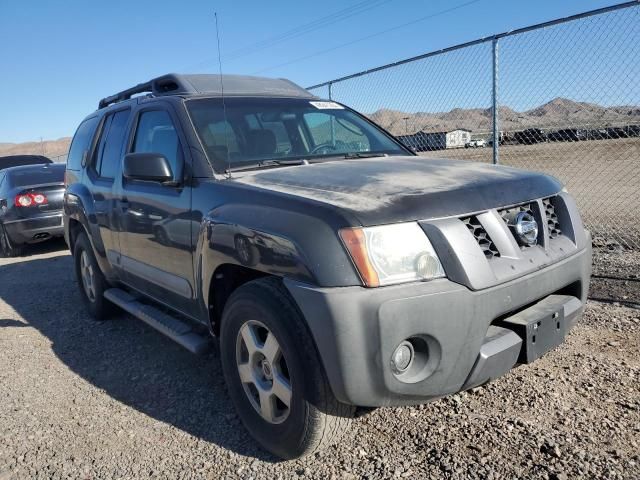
left=214, top=12, right=232, bottom=179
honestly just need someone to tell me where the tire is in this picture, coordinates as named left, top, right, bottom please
left=0, top=223, right=22, bottom=258
left=220, top=277, right=355, bottom=459
left=73, top=232, right=114, bottom=320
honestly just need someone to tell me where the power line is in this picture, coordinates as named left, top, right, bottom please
left=252, top=0, right=483, bottom=75
left=224, top=0, right=393, bottom=61
left=184, top=0, right=393, bottom=71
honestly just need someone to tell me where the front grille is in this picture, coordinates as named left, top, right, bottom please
left=498, top=202, right=535, bottom=224
left=462, top=195, right=566, bottom=260
left=498, top=202, right=537, bottom=249
left=543, top=197, right=562, bottom=238
left=462, top=216, right=500, bottom=259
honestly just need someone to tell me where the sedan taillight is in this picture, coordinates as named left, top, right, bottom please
left=14, top=193, right=48, bottom=207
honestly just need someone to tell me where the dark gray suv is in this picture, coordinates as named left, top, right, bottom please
left=64, top=73, right=591, bottom=459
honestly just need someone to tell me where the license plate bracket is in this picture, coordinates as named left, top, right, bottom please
left=497, top=296, right=568, bottom=364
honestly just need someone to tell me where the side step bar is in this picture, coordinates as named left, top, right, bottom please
left=104, top=288, right=211, bottom=355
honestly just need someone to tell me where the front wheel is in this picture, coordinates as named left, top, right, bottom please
left=220, top=277, right=354, bottom=459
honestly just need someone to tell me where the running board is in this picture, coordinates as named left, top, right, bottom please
left=104, top=288, right=211, bottom=355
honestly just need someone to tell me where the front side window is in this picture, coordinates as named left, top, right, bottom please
left=187, top=97, right=408, bottom=173
left=132, top=110, right=182, bottom=176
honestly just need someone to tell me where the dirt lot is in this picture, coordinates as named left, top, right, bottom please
left=0, top=241, right=639, bottom=479
left=421, top=137, right=640, bottom=249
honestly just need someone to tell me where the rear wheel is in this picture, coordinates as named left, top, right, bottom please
left=220, top=277, right=354, bottom=459
left=0, top=223, right=22, bottom=257
left=73, top=232, right=114, bottom=320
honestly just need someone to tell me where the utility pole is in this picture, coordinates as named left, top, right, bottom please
left=40, top=137, right=45, bottom=155
left=403, top=116, right=410, bottom=134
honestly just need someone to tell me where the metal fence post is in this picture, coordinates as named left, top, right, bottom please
left=492, top=37, right=499, bottom=165
left=328, top=82, right=333, bottom=100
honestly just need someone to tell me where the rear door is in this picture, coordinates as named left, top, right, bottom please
left=114, top=105, right=195, bottom=315
left=89, top=108, right=131, bottom=264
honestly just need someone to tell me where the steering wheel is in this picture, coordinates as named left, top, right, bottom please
left=309, top=143, right=340, bottom=155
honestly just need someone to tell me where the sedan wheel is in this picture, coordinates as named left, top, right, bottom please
left=0, top=223, right=21, bottom=257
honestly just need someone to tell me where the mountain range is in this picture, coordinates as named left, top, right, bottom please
left=1, top=98, right=638, bottom=157
left=369, top=97, right=640, bottom=135
left=0, top=137, right=71, bottom=160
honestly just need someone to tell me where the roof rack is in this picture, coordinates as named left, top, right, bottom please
left=98, top=73, right=314, bottom=109
left=98, top=74, right=193, bottom=109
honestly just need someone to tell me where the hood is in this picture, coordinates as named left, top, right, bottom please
left=233, top=156, right=562, bottom=226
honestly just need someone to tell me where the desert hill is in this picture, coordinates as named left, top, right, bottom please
left=369, top=97, right=640, bottom=135
left=0, top=137, right=71, bottom=160
left=1, top=98, right=638, bottom=155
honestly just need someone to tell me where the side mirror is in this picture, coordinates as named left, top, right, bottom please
left=123, top=153, right=173, bottom=183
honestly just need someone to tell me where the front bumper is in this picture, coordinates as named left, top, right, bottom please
left=3, top=213, right=64, bottom=244
left=285, top=243, right=591, bottom=407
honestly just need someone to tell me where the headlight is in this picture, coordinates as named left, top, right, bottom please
left=339, top=222, right=445, bottom=287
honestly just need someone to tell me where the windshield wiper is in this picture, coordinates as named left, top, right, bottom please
left=343, top=152, right=388, bottom=159
left=225, top=158, right=309, bottom=173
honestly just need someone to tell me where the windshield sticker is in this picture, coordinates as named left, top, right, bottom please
left=309, top=101, right=344, bottom=109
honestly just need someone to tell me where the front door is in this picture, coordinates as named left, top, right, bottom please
left=115, top=106, right=196, bottom=315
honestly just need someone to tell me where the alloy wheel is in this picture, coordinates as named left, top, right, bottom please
left=80, top=250, right=96, bottom=302
left=236, top=320, right=292, bottom=424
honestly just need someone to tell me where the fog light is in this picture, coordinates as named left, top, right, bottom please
left=391, top=341, right=414, bottom=373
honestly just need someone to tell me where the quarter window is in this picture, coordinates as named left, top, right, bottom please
left=67, top=116, right=99, bottom=171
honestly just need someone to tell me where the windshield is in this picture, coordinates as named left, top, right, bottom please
left=186, top=97, right=408, bottom=172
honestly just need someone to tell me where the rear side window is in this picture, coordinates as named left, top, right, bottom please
left=132, top=110, right=182, bottom=176
left=67, top=117, right=99, bottom=171
left=95, top=110, right=131, bottom=179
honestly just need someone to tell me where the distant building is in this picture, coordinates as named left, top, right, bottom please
left=397, top=129, right=472, bottom=151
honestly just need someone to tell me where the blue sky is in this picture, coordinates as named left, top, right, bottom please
left=0, top=0, right=632, bottom=143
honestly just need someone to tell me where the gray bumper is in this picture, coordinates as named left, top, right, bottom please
left=285, top=244, right=591, bottom=407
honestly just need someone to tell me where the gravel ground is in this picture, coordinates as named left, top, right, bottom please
left=1, top=241, right=639, bottom=479
left=591, top=247, right=640, bottom=303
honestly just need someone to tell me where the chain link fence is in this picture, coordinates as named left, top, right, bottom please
left=308, top=1, right=640, bottom=252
